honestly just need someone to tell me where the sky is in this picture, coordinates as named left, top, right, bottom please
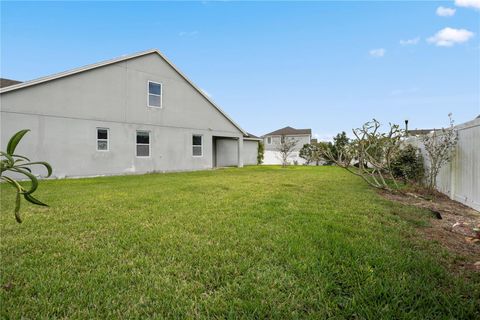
left=1, top=1, right=479, bottom=140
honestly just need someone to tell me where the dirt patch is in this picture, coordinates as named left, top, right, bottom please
left=380, top=189, right=480, bottom=273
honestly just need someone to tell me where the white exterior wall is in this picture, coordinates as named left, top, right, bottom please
left=263, top=150, right=308, bottom=165
left=0, top=52, right=244, bottom=178
left=262, top=134, right=310, bottom=165
left=408, top=118, right=480, bottom=211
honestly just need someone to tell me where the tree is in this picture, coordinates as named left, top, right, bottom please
left=331, top=131, right=350, bottom=161
left=276, top=135, right=298, bottom=167
left=0, top=130, right=52, bottom=223
left=420, top=114, right=458, bottom=190
left=257, top=141, right=264, bottom=165
left=299, top=143, right=323, bottom=165
left=299, top=144, right=315, bottom=165
left=319, top=119, right=403, bottom=191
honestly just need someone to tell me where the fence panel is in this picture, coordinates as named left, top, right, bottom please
left=409, top=118, right=479, bottom=211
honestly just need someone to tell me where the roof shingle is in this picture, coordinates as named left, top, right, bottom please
left=263, top=126, right=311, bottom=136
left=0, top=78, right=22, bottom=88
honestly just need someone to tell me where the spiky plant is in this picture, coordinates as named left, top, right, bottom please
left=1, top=130, right=52, bottom=223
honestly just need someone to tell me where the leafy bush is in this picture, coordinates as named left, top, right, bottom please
left=391, top=144, right=424, bottom=183
left=0, top=130, right=52, bottom=223
left=257, top=141, right=264, bottom=165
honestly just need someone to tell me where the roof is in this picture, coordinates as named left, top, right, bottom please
left=0, top=49, right=246, bottom=135
left=407, top=129, right=435, bottom=136
left=244, top=132, right=261, bottom=141
left=263, top=126, right=312, bottom=137
left=246, top=132, right=260, bottom=139
left=0, top=78, right=22, bottom=88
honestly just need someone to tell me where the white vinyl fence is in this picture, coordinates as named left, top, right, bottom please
left=407, top=117, right=480, bottom=211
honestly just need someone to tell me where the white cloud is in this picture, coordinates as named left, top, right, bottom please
left=179, top=30, right=199, bottom=37
left=400, top=37, right=420, bottom=46
left=369, top=48, right=386, bottom=57
left=427, top=27, right=475, bottom=47
left=455, top=0, right=480, bottom=9
left=436, top=6, right=456, bottom=16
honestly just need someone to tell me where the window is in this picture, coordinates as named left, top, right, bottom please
left=267, top=136, right=272, bottom=144
left=192, top=135, right=202, bottom=157
left=136, top=131, right=150, bottom=157
left=148, top=81, right=162, bottom=108
left=97, top=128, right=109, bottom=151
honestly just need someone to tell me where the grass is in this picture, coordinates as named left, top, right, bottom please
left=1, top=166, right=478, bottom=319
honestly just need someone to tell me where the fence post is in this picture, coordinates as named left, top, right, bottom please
left=449, top=145, right=457, bottom=200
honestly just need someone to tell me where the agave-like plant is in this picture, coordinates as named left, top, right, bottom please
left=0, top=130, right=52, bottom=223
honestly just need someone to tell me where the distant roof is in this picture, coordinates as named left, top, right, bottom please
left=244, top=133, right=261, bottom=141
left=0, top=78, right=22, bottom=88
left=263, top=126, right=312, bottom=136
left=407, top=129, right=434, bottom=136
left=0, top=49, right=246, bottom=135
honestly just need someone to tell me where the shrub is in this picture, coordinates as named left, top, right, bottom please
left=257, top=141, right=264, bottom=165
left=319, top=120, right=403, bottom=191
left=421, top=114, right=458, bottom=190
left=391, top=144, right=424, bottom=183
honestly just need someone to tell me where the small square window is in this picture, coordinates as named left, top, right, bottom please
left=97, top=128, right=109, bottom=151
left=148, top=81, right=162, bottom=108
left=136, top=131, right=150, bottom=157
left=192, top=135, right=202, bottom=157
left=267, top=137, right=272, bottom=144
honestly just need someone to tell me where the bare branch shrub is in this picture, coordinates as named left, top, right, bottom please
left=319, top=119, right=403, bottom=191
left=276, top=135, right=298, bottom=167
left=420, top=114, right=458, bottom=190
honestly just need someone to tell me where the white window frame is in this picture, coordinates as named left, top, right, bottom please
left=192, top=134, right=203, bottom=157
left=267, top=136, right=272, bottom=145
left=147, top=81, right=163, bottom=108
left=96, top=127, right=109, bottom=152
left=136, top=130, right=151, bottom=158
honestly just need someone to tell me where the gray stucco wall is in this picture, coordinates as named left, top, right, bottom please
left=243, top=140, right=258, bottom=165
left=215, top=138, right=257, bottom=167
left=215, top=138, right=238, bottom=167
left=0, top=53, right=244, bottom=177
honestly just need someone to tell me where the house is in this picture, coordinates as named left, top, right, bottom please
left=0, top=49, right=259, bottom=178
left=261, top=126, right=312, bottom=165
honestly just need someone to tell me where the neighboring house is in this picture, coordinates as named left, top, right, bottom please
left=261, top=126, right=312, bottom=165
left=0, top=49, right=259, bottom=178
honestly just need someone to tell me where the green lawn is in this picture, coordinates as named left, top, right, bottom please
left=1, top=166, right=478, bottom=319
